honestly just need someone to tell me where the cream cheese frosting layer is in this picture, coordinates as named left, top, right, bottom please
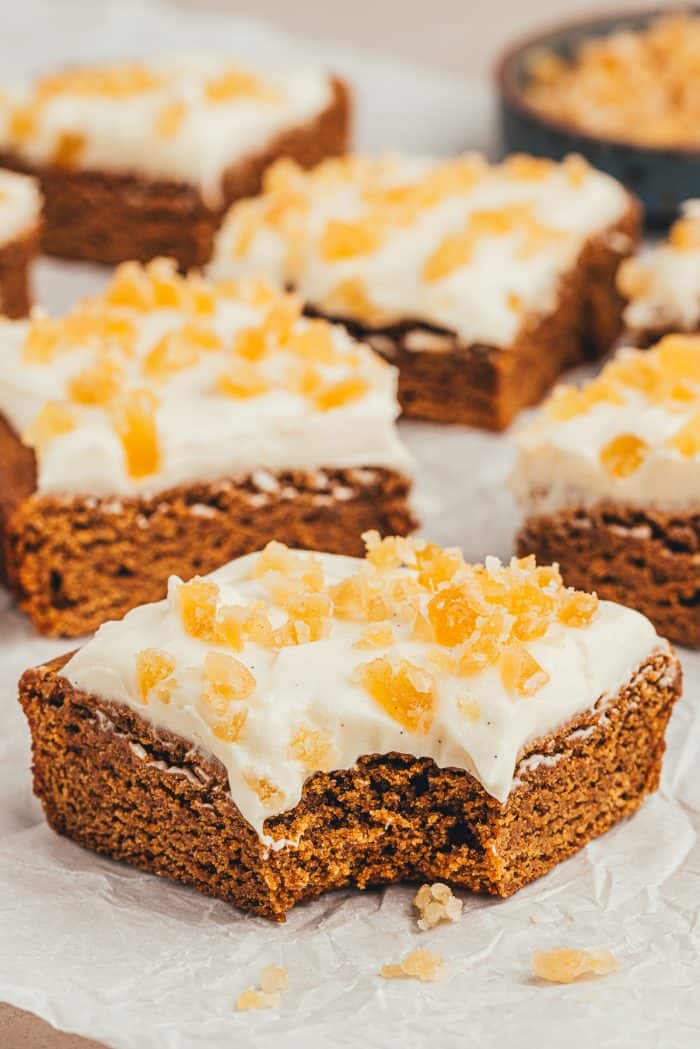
left=620, top=200, right=700, bottom=335
left=513, top=334, right=700, bottom=515
left=0, top=260, right=410, bottom=498
left=0, top=169, right=41, bottom=245
left=63, top=540, right=661, bottom=845
left=0, top=57, right=333, bottom=207
left=209, top=152, right=630, bottom=347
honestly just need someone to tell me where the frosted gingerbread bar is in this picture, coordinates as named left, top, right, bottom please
left=0, top=260, right=413, bottom=637
left=514, top=334, right=700, bottom=647
left=0, top=59, right=349, bottom=269
left=20, top=537, right=680, bottom=920
left=618, top=200, right=700, bottom=345
left=0, top=169, right=41, bottom=318
left=209, top=153, right=640, bottom=429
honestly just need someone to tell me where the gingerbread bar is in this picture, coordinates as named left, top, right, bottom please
left=0, top=260, right=413, bottom=637
left=619, top=200, right=700, bottom=345
left=209, top=152, right=639, bottom=429
left=0, top=59, right=349, bottom=269
left=514, top=333, right=700, bottom=647
left=0, top=169, right=41, bottom=318
left=20, top=537, right=680, bottom=920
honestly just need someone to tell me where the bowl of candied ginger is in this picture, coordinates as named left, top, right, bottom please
left=496, top=8, right=700, bottom=224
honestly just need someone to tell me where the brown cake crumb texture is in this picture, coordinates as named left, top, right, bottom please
left=0, top=225, right=38, bottom=318
left=380, top=948, right=445, bottom=983
left=0, top=79, right=350, bottom=270
left=0, top=410, right=414, bottom=637
left=19, top=648, right=680, bottom=921
left=309, top=203, right=640, bottom=429
left=532, top=947, right=618, bottom=984
left=518, top=503, right=700, bottom=648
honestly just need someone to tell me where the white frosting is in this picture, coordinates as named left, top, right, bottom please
left=209, top=154, right=630, bottom=347
left=0, top=278, right=410, bottom=499
left=63, top=548, right=662, bottom=845
left=622, top=201, right=700, bottom=334
left=0, top=169, right=41, bottom=245
left=513, top=341, right=700, bottom=515
left=0, top=57, right=333, bottom=207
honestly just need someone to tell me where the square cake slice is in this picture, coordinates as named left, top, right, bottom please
left=618, top=199, right=700, bottom=345
left=0, top=260, right=413, bottom=637
left=20, top=537, right=680, bottom=920
left=514, top=333, right=700, bottom=647
left=0, top=59, right=349, bottom=269
left=0, top=169, right=41, bottom=318
left=209, top=152, right=640, bottom=429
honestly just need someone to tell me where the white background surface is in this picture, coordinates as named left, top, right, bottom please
left=0, top=1, right=698, bottom=1047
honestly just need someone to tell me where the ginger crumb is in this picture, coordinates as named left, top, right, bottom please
left=413, top=883, right=463, bottom=931
left=236, top=965, right=289, bottom=1011
left=532, top=948, right=618, bottom=984
left=380, top=948, right=445, bottom=983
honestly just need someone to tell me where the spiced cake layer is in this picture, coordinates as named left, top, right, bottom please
left=0, top=260, right=413, bottom=636
left=514, top=333, right=700, bottom=647
left=0, top=60, right=349, bottom=269
left=618, top=199, right=700, bottom=346
left=210, top=153, right=640, bottom=429
left=20, top=539, right=679, bottom=919
left=0, top=169, right=41, bottom=318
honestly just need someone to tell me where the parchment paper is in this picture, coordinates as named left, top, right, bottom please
left=0, top=3, right=698, bottom=1047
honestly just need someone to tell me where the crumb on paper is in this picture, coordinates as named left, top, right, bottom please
left=380, top=948, right=445, bottom=983
left=532, top=948, right=618, bottom=984
left=236, top=965, right=289, bottom=1011
left=413, top=882, right=463, bottom=931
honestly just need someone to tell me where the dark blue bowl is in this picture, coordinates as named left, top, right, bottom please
left=495, top=6, right=700, bottom=226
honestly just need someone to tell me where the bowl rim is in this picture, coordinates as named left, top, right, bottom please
left=494, top=4, right=700, bottom=159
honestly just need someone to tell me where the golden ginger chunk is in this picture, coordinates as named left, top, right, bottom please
left=413, top=883, right=463, bottom=930
left=380, top=948, right=445, bottom=983
left=358, top=657, right=436, bottom=733
left=532, top=947, right=618, bottom=984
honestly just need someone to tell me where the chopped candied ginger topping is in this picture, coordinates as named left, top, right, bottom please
left=68, top=354, right=124, bottom=406
left=178, top=577, right=220, bottom=641
left=23, top=401, right=75, bottom=451
left=414, top=883, right=463, bottom=930
left=380, top=948, right=445, bottom=983
left=243, top=772, right=284, bottom=809
left=135, top=648, right=176, bottom=705
left=599, top=433, right=649, bottom=478
left=289, top=724, right=337, bottom=772
left=154, top=101, right=186, bottom=139
left=320, top=217, right=384, bottom=261
left=532, top=948, right=618, bottom=984
left=205, top=67, right=279, bottom=104
left=544, top=336, right=700, bottom=433
left=357, top=657, right=437, bottom=734
left=36, top=64, right=164, bottom=99
left=235, top=966, right=288, bottom=1012
left=667, top=412, right=700, bottom=457
left=669, top=209, right=700, bottom=252
left=112, top=388, right=161, bottom=480
left=499, top=642, right=550, bottom=698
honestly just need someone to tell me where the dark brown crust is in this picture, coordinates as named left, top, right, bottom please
left=624, top=322, right=700, bottom=350
left=518, top=502, right=700, bottom=648
left=0, top=224, right=39, bottom=318
left=0, top=78, right=350, bottom=270
left=19, top=648, right=681, bottom=920
left=307, top=200, right=641, bottom=429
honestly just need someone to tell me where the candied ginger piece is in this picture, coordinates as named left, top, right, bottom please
left=358, top=657, right=436, bottom=733
left=143, top=332, right=200, bottom=382
left=414, top=883, right=463, bottom=931
left=215, top=605, right=245, bottom=652
left=203, top=650, right=256, bottom=704
left=105, top=262, right=152, bottom=311
left=380, top=948, right=445, bottom=983
left=500, top=643, right=550, bottom=697
left=147, top=258, right=186, bottom=308
left=112, top=388, right=161, bottom=479
left=599, top=433, right=649, bottom=478
left=456, top=695, right=481, bottom=722
left=154, top=101, right=186, bottom=139
left=504, top=154, right=554, bottom=181
left=312, top=376, right=369, bottom=412
left=289, top=724, right=337, bottom=771
left=504, top=582, right=555, bottom=642
left=532, top=947, right=618, bottom=984
left=205, top=67, right=276, bottom=103
left=657, top=334, right=700, bottom=384
left=235, top=988, right=280, bottom=1012
left=363, top=531, right=417, bottom=571
left=254, top=540, right=298, bottom=577
left=324, top=277, right=386, bottom=325
left=135, top=648, right=176, bottom=704
left=263, top=297, right=301, bottom=345
left=423, top=231, right=475, bottom=282
left=354, top=623, right=395, bottom=649
left=260, top=966, right=289, bottom=994
left=68, top=355, right=124, bottom=406
left=667, top=412, right=700, bottom=457
left=557, top=589, right=599, bottom=627
left=243, top=772, right=284, bottom=809
left=415, top=543, right=464, bottom=591
left=233, top=326, right=267, bottom=362
left=287, top=322, right=338, bottom=364
left=178, top=578, right=220, bottom=640
left=670, top=217, right=700, bottom=252
left=22, top=317, right=61, bottom=363
left=217, top=361, right=269, bottom=399
left=320, top=218, right=382, bottom=261
left=427, top=584, right=479, bottom=646
left=23, top=401, right=75, bottom=452
left=52, top=130, right=85, bottom=168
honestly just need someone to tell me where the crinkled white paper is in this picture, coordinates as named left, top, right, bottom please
left=1, top=3, right=699, bottom=1047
